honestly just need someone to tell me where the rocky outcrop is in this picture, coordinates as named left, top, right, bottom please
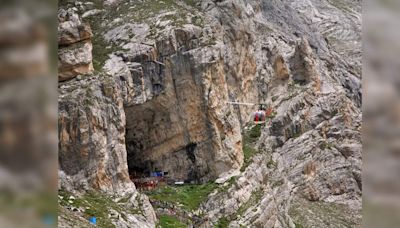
left=105, top=25, right=246, bottom=182
left=59, top=73, right=129, bottom=193
left=58, top=9, right=94, bottom=81
left=201, top=89, right=362, bottom=227
left=58, top=72, right=157, bottom=227
left=88, top=0, right=260, bottom=183
left=198, top=0, right=362, bottom=227
left=290, top=37, right=320, bottom=84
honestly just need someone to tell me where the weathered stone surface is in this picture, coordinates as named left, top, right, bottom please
left=58, top=9, right=93, bottom=81
left=273, top=55, right=290, bottom=80
left=58, top=73, right=130, bottom=194
left=290, top=37, right=320, bottom=84
left=58, top=9, right=93, bottom=45
left=58, top=40, right=93, bottom=81
left=58, top=73, right=157, bottom=227
left=105, top=26, right=245, bottom=182
left=197, top=0, right=362, bottom=227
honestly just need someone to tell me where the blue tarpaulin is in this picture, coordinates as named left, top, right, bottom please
left=89, top=217, right=96, bottom=225
left=150, top=172, right=163, bottom=177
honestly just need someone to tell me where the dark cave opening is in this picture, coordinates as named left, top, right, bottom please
left=185, top=142, right=197, bottom=163
left=126, top=139, right=161, bottom=179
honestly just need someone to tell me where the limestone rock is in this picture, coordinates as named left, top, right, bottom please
left=58, top=73, right=157, bottom=226
left=58, top=74, right=131, bottom=194
left=290, top=37, right=320, bottom=84
left=58, top=9, right=93, bottom=81
left=273, top=55, right=290, bottom=80
left=58, top=40, right=93, bottom=81
left=58, top=9, right=93, bottom=45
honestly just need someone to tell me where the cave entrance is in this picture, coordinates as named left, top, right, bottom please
left=122, top=50, right=211, bottom=185
left=123, top=103, right=177, bottom=190
left=127, top=157, right=155, bottom=179
left=126, top=143, right=170, bottom=190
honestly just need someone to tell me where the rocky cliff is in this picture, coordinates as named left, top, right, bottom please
left=58, top=0, right=361, bottom=227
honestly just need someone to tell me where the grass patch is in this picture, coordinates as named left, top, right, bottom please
left=215, top=217, right=230, bottom=228
left=294, top=222, right=304, bottom=228
left=157, top=215, right=186, bottom=228
left=82, top=15, right=123, bottom=71
left=182, top=0, right=201, bottom=9
left=289, top=198, right=361, bottom=228
left=249, top=124, right=262, bottom=139
left=319, top=141, right=334, bottom=150
left=241, top=144, right=258, bottom=172
left=146, top=183, right=217, bottom=211
left=217, top=176, right=238, bottom=193
left=240, top=124, right=263, bottom=171
left=59, top=190, right=141, bottom=227
left=292, top=131, right=302, bottom=139
left=76, top=0, right=207, bottom=70
left=235, top=188, right=264, bottom=218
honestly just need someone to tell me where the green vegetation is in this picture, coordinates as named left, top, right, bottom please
left=205, top=36, right=218, bottom=46
left=146, top=183, right=217, bottom=211
left=294, top=222, right=304, bottom=228
left=191, top=15, right=204, bottom=27
left=82, top=14, right=124, bottom=71
left=319, top=141, right=334, bottom=150
left=235, top=188, right=264, bottom=219
left=80, top=0, right=207, bottom=70
left=266, top=157, right=277, bottom=169
left=217, top=176, right=238, bottom=193
left=241, top=144, right=258, bottom=172
left=249, top=124, right=262, bottom=140
left=289, top=198, right=361, bottom=228
left=241, top=124, right=263, bottom=172
left=326, top=0, right=356, bottom=14
left=213, top=188, right=264, bottom=226
left=182, top=0, right=200, bottom=9
left=157, top=215, right=187, bottom=228
left=59, top=190, right=141, bottom=227
left=89, top=0, right=202, bottom=26
left=215, top=217, right=230, bottom=228
left=292, top=131, right=302, bottom=139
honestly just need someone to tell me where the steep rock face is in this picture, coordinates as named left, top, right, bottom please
left=59, top=74, right=129, bottom=193
left=58, top=6, right=157, bottom=227
left=93, top=0, right=260, bottom=182
left=58, top=9, right=94, bottom=81
left=58, top=72, right=157, bottom=227
left=101, top=28, right=245, bottom=182
left=58, top=0, right=260, bottom=187
left=199, top=0, right=362, bottom=227
left=202, top=85, right=362, bottom=228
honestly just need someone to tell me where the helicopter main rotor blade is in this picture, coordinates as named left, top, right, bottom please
left=227, top=101, right=267, bottom=106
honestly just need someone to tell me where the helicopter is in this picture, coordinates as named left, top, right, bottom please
left=226, top=101, right=274, bottom=124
